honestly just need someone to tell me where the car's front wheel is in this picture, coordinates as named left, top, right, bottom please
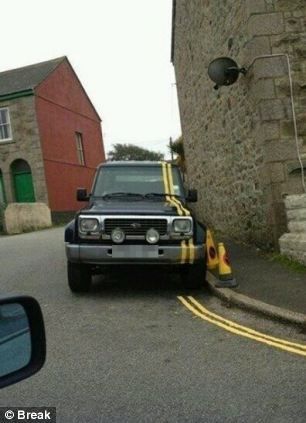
left=67, top=261, right=92, bottom=293
left=180, top=261, right=207, bottom=289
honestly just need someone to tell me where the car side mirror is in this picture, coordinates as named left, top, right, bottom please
left=77, top=188, right=89, bottom=202
left=0, top=296, right=46, bottom=389
left=186, top=189, right=198, bottom=203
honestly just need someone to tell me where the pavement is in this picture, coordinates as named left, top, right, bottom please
left=207, top=239, right=306, bottom=326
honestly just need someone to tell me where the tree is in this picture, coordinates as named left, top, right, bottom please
left=169, top=136, right=186, bottom=172
left=107, top=143, right=164, bottom=161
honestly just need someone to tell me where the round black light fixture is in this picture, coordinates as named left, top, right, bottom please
left=208, top=57, right=247, bottom=90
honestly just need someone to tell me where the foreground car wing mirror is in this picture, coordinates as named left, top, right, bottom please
left=186, top=189, right=198, bottom=203
left=0, top=296, right=46, bottom=389
left=77, top=188, right=89, bottom=202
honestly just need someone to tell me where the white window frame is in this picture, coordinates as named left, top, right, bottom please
left=0, top=107, right=13, bottom=142
left=75, top=132, right=85, bottom=166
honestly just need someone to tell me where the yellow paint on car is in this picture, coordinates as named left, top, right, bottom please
left=166, top=163, right=190, bottom=216
left=161, top=162, right=195, bottom=264
left=188, top=239, right=195, bottom=264
left=180, top=240, right=188, bottom=264
left=161, top=162, right=182, bottom=216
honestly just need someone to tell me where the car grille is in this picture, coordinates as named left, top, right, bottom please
left=104, top=218, right=168, bottom=236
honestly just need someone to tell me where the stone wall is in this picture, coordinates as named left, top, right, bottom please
left=279, top=194, right=306, bottom=264
left=0, top=95, right=48, bottom=204
left=4, top=203, right=52, bottom=234
left=172, top=0, right=306, bottom=248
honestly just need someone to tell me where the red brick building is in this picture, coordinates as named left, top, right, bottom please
left=0, top=57, right=105, bottom=219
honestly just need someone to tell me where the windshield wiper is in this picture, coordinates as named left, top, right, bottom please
left=101, top=192, right=144, bottom=199
left=144, top=193, right=183, bottom=199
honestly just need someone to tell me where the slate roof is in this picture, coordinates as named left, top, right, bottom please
left=0, top=57, right=66, bottom=97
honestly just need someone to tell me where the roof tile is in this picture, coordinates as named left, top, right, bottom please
left=0, top=57, right=66, bottom=97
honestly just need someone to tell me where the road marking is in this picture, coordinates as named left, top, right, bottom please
left=188, top=297, right=306, bottom=350
left=177, top=296, right=306, bottom=357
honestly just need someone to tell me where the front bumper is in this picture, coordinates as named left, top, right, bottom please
left=66, top=242, right=205, bottom=265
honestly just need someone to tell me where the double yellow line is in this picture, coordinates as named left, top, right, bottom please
left=161, top=162, right=195, bottom=264
left=178, top=296, right=306, bottom=357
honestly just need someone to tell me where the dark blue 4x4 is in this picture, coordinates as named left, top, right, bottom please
left=65, top=161, right=207, bottom=292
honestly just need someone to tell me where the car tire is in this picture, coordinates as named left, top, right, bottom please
left=67, top=261, right=92, bottom=293
left=180, top=261, right=207, bottom=289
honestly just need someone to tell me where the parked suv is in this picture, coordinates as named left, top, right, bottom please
left=65, top=161, right=207, bottom=292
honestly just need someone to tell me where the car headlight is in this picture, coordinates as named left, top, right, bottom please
left=173, top=219, right=192, bottom=233
left=79, top=218, right=99, bottom=233
left=146, top=228, right=159, bottom=244
left=111, top=228, right=125, bottom=244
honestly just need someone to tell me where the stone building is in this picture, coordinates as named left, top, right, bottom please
left=171, top=0, right=306, bottom=248
left=0, top=57, right=105, bottom=219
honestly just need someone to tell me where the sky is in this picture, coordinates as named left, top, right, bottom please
left=1, top=0, right=181, bottom=159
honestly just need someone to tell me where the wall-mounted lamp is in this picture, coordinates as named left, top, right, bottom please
left=208, top=57, right=247, bottom=90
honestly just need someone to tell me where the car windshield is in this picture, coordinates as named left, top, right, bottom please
left=92, top=165, right=185, bottom=198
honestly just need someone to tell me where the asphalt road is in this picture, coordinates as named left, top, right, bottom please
left=0, top=228, right=305, bottom=422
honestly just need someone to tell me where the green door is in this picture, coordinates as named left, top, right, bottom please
left=14, top=172, right=35, bottom=202
left=0, top=172, right=6, bottom=203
